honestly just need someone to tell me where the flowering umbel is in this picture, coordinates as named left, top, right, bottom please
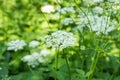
left=29, top=40, right=40, bottom=48
left=45, top=31, right=76, bottom=49
left=22, top=52, right=44, bottom=68
left=7, top=40, right=27, bottom=51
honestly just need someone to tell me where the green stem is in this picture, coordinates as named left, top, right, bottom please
left=63, top=50, right=71, bottom=80
left=88, top=51, right=101, bottom=80
left=74, top=0, right=92, bottom=31
left=55, top=48, right=59, bottom=80
left=65, top=55, right=71, bottom=80
left=56, top=48, right=59, bottom=70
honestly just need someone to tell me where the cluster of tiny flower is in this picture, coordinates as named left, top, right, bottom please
left=7, top=40, right=27, bottom=51
left=62, top=18, right=74, bottom=26
left=1, top=75, right=11, bottom=80
left=83, top=0, right=103, bottom=5
left=57, top=6, right=75, bottom=14
left=108, top=0, right=120, bottom=4
left=29, top=40, right=40, bottom=48
left=0, top=67, right=2, bottom=70
left=77, top=13, right=117, bottom=34
left=41, top=5, right=55, bottom=13
left=92, top=6, right=103, bottom=15
left=45, top=31, right=76, bottom=49
left=7, top=40, right=40, bottom=51
left=22, top=49, right=50, bottom=68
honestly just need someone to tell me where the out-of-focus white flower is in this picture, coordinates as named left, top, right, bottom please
left=7, top=40, right=27, bottom=51
left=112, top=5, right=120, bottom=10
left=108, top=0, right=120, bottom=4
left=41, top=5, right=55, bottom=13
left=57, top=6, right=75, bottom=14
left=45, top=31, right=76, bottom=49
left=93, top=6, right=103, bottom=14
left=77, top=13, right=118, bottom=34
left=1, top=75, right=11, bottom=80
left=0, top=67, right=2, bottom=70
left=62, top=18, right=74, bottom=26
left=22, top=52, right=44, bottom=68
left=83, top=0, right=103, bottom=5
left=40, top=49, right=50, bottom=57
left=93, top=0, right=103, bottom=3
left=29, top=40, right=40, bottom=48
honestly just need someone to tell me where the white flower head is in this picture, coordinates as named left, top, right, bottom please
left=62, top=18, right=74, bottom=26
left=0, top=67, right=2, bottom=70
left=45, top=31, right=76, bottom=49
left=77, top=13, right=117, bottom=35
left=93, top=6, right=103, bottom=14
left=40, top=49, right=50, bottom=57
left=7, top=40, right=27, bottom=51
left=41, top=5, right=55, bottom=13
left=22, top=52, right=44, bottom=68
left=57, top=6, right=75, bottom=14
left=29, top=40, right=40, bottom=48
left=108, top=0, right=120, bottom=4
left=83, top=0, right=103, bottom=5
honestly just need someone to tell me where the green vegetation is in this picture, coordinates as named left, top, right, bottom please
left=0, top=0, right=120, bottom=80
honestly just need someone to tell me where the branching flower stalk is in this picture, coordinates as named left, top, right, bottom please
left=45, top=30, right=76, bottom=80
left=63, top=49, right=72, bottom=80
left=74, top=0, right=92, bottom=31
left=55, top=48, right=59, bottom=80
left=87, top=51, right=101, bottom=80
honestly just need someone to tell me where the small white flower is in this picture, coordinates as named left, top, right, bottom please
left=1, top=75, right=10, bottom=80
left=62, top=18, right=74, bottom=26
left=108, top=0, right=120, bottom=4
left=77, top=13, right=117, bottom=34
left=0, top=67, right=2, bottom=70
left=22, top=52, right=44, bottom=68
left=29, top=40, right=40, bottom=48
left=45, top=31, right=76, bottom=49
left=83, top=0, right=103, bottom=5
left=40, top=49, right=50, bottom=57
left=7, top=40, right=27, bottom=51
left=57, top=6, right=75, bottom=14
left=93, top=0, right=103, bottom=3
left=93, top=6, right=103, bottom=14
left=41, top=5, right=55, bottom=13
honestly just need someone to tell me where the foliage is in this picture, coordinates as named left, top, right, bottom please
left=0, top=0, right=120, bottom=80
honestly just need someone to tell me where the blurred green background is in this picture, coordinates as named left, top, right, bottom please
left=0, top=0, right=120, bottom=80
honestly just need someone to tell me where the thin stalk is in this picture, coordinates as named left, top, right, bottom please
left=56, top=0, right=62, bottom=30
left=65, top=56, right=71, bottom=80
left=88, top=52, right=101, bottom=80
left=56, top=48, right=59, bottom=71
left=28, top=65, right=34, bottom=74
left=40, top=10, right=51, bottom=29
left=74, top=0, right=92, bottom=31
left=55, top=48, right=59, bottom=80
left=63, top=50, right=71, bottom=80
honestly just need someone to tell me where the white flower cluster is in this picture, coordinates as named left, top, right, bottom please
left=62, top=18, right=74, bottom=26
left=41, top=5, right=55, bottom=13
left=57, top=6, right=75, bottom=14
left=92, top=6, right=103, bottom=14
left=40, top=49, right=50, bottom=57
left=108, top=0, right=120, bottom=4
left=77, top=13, right=117, bottom=34
left=29, top=40, right=40, bottom=48
left=22, top=50, right=50, bottom=68
left=0, top=67, right=2, bottom=70
left=7, top=40, right=40, bottom=51
left=45, top=31, right=76, bottom=49
left=7, top=40, right=27, bottom=51
left=1, top=75, right=11, bottom=80
left=83, top=0, right=103, bottom=5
